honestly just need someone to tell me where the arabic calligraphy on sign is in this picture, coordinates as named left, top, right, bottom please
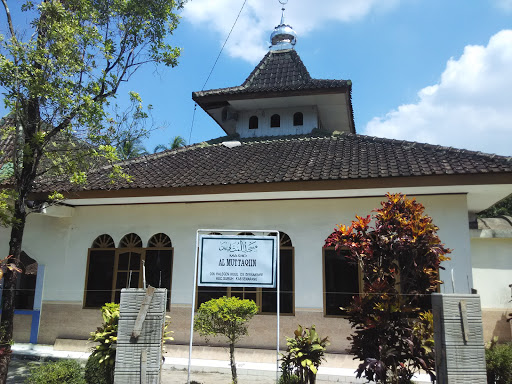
left=219, top=240, right=258, bottom=253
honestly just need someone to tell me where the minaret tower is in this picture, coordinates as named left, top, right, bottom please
left=192, top=3, right=355, bottom=138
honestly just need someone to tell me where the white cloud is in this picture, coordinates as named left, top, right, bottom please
left=364, top=30, right=512, bottom=156
left=182, top=0, right=398, bottom=63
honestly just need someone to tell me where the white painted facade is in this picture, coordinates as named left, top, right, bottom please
left=471, top=237, right=512, bottom=309
left=1, top=193, right=472, bottom=306
left=236, top=106, right=318, bottom=138
left=471, top=232, right=512, bottom=341
left=3, top=183, right=511, bottom=345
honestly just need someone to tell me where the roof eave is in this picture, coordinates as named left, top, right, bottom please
left=193, top=86, right=351, bottom=110
left=32, top=171, right=512, bottom=201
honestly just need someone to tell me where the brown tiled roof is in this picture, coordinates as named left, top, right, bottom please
left=0, top=134, right=14, bottom=167
left=192, top=50, right=350, bottom=99
left=34, top=133, right=512, bottom=193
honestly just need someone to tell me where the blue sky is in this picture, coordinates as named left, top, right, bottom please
left=2, top=0, right=512, bottom=155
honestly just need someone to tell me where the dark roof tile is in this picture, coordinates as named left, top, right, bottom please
left=33, top=133, right=512, bottom=193
left=193, top=50, right=350, bottom=100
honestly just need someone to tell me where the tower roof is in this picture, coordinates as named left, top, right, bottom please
left=192, top=10, right=354, bottom=136
left=193, top=50, right=350, bottom=100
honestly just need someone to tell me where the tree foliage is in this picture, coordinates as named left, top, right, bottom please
left=485, top=339, right=512, bottom=384
left=478, top=194, right=512, bottom=218
left=89, top=303, right=119, bottom=368
left=26, top=359, right=86, bottom=384
left=325, top=193, right=451, bottom=384
left=153, top=135, right=186, bottom=153
left=0, top=1, right=183, bottom=381
left=194, top=296, right=258, bottom=384
left=116, top=134, right=148, bottom=160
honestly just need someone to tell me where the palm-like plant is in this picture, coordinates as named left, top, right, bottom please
left=154, top=135, right=186, bottom=153
left=116, top=136, right=148, bottom=160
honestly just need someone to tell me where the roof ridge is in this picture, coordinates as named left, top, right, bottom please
left=241, top=50, right=312, bottom=90
left=115, top=140, right=220, bottom=166
left=226, top=132, right=350, bottom=147
left=241, top=51, right=271, bottom=88
left=72, top=141, right=211, bottom=176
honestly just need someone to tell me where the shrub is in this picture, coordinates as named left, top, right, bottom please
left=84, top=353, right=114, bottom=384
left=325, top=193, right=450, bottom=384
left=486, top=339, right=512, bottom=384
left=280, top=325, right=329, bottom=384
left=25, top=359, right=86, bottom=384
left=194, top=296, right=258, bottom=384
left=278, top=373, right=301, bottom=384
left=89, top=303, right=119, bottom=369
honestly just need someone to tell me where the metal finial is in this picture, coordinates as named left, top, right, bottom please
left=279, top=0, right=288, bottom=23
left=270, top=0, right=296, bottom=51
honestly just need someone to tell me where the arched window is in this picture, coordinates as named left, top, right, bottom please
left=115, top=233, right=143, bottom=302
left=270, top=114, right=280, bottom=128
left=85, top=234, right=116, bottom=308
left=323, top=245, right=361, bottom=316
left=148, top=233, right=172, bottom=248
left=293, top=112, right=303, bottom=126
left=84, top=233, right=174, bottom=308
left=92, top=234, right=115, bottom=248
left=146, top=233, right=173, bottom=308
left=119, top=233, right=142, bottom=248
left=261, top=232, right=294, bottom=314
left=196, top=231, right=295, bottom=315
left=249, top=116, right=258, bottom=129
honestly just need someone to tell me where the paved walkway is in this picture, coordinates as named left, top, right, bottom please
left=9, top=342, right=431, bottom=383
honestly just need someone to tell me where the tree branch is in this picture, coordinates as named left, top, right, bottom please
left=1, top=0, right=16, bottom=39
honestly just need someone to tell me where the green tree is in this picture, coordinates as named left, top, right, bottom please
left=325, top=193, right=451, bottom=384
left=194, top=296, right=259, bottom=384
left=116, top=134, right=148, bottom=160
left=153, top=135, right=186, bottom=152
left=478, top=193, right=512, bottom=217
left=106, top=95, right=158, bottom=160
left=0, top=1, right=182, bottom=381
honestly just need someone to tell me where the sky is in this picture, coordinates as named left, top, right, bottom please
left=2, top=0, right=512, bottom=156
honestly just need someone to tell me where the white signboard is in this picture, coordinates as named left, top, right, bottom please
left=198, top=235, right=277, bottom=287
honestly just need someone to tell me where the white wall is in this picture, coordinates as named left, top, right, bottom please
left=236, top=106, right=317, bottom=138
left=420, top=194, right=474, bottom=294
left=5, top=193, right=472, bottom=308
left=472, top=237, right=512, bottom=308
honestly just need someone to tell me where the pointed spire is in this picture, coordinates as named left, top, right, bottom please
left=270, top=2, right=297, bottom=51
